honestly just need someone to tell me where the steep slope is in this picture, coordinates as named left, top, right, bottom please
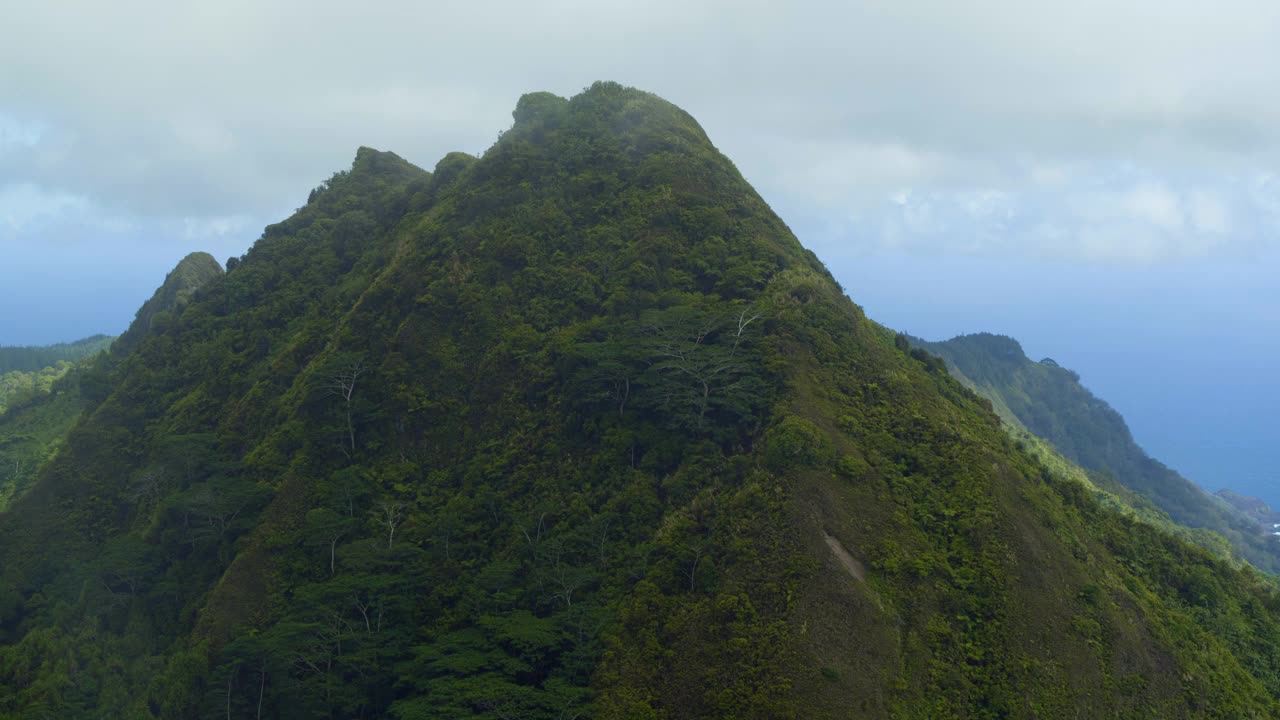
left=0, top=257, right=223, bottom=512
left=0, top=369, right=83, bottom=510
left=1217, top=489, right=1280, bottom=528
left=2, top=83, right=1280, bottom=719
left=909, top=332, right=1280, bottom=573
left=112, top=251, right=224, bottom=357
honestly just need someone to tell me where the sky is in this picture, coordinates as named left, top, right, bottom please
left=1, top=1, right=1277, bottom=504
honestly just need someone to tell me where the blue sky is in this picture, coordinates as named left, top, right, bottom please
left=1, top=0, right=1277, bottom=505
left=810, top=244, right=1280, bottom=507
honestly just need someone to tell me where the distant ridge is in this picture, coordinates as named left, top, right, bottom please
left=909, top=331, right=1280, bottom=572
left=112, top=251, right=223, bottom=357
left=0, top=334, right=113, bottom=373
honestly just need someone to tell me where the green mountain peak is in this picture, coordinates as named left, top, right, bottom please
left=350, top=145, right=426, bottom=181
left=2, top=84, right=1280, bottom=719
left=512, top=90, right=569, bottom=125
left=112, top=251, right=223, bottom=357
left=521, top=82, right=710, bottom=143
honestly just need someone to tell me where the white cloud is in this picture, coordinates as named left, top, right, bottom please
left=1189, top=190, right=1232, bottom=235
left=182, top=215, right=255, bottom=241
left=0, top=115, right=42, bottom=151
left=770, top=138, right=947, bottom=204
left=1028, top=164, right=1074, bottom=188
left=0, top=0, right=1278, bottom=264
left=1121, top=184, right=1185, bottom=232
left=0, top=183, right=88, bottom=232
left=815, top=170, right=1269, bottom=264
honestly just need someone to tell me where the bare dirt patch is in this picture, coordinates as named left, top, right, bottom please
left=823, top=531, right=865, bottom=582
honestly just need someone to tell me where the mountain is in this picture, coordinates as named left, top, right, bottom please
left=2, top=83, right=1280, bottom=719
left=907, top=332, right=1280, bottom=573
left=112, top=251, right=224, bottom=357
left=1217, top=489, right=1280, bottom=528
left=0, top=256, right=222, bottom=512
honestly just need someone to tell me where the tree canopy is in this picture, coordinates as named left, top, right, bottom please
left=1, top=84, right=1279, bottom=719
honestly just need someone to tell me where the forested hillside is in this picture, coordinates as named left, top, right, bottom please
left=0, top=367, right=84, bottom=510
left=0, top=255, right=222, bottom=510
left=0, top=362, right=75, bottom=416
left=0, top=337, right=110, bottom=508
left=0, top=335, right=112, bottom=414
left=1, top=84, right=1279, bottom=719
left=113, top=252, right=225, bottom=357
left=909, top=332, right=1280, bottom=573
left=0, top=335, right=112, bottom=375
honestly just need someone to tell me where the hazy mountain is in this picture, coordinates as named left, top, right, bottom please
left=908, top=331, right=1280, bottom=573
left=1217, top=489, right=1280, bottom=528
left=1, top=84, right=1278, bottom=719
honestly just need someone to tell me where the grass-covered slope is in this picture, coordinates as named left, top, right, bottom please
left=909, top=332, right=1280, bottom=573
left=1, top=83, right=1280, bottom=719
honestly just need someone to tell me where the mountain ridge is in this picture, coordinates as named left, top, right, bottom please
left=112, top=251, right=224, bottom=358
left=908, top=331, right=1280, bottom=572
left=1, top=83, right=1279, bottom=718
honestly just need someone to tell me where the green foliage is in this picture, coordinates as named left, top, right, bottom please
left=762, top=416, right=831, bottom=470
left=0, top=334, right=112, bottom=375
left=112, top=251, right=223, bottom=358
left=0, top=336, right=117, bottom=504
left=0, top=83, right=1279, bottom=720
left=0, top=361, right=71, bottom=415
left=0, top=358, right=96, bottom=509
left=911, top=332, right=1280, bottom=574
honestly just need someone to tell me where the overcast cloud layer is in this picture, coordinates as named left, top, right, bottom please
left=3, top=0, right=1280, bottom=265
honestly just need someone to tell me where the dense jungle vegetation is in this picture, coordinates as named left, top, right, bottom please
left=0, top=257, right=220, bottom=512
left=0, top=334, right=112, bottom=414
left=0, top=335, right=112, bottom=375
left=0, top=336, right=112, bottom=508
left=1, top=83, right=1279, bottom=719
left=910, top=332, right=1280, bottom=574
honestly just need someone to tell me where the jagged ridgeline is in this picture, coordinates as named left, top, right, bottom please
left=2, top=82, right=1280, bottom=719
